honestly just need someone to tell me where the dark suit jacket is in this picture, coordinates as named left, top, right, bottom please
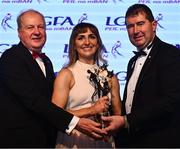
left=0, top=42, right=73, bottom=147
left=115, top=36, right=180, bottom=147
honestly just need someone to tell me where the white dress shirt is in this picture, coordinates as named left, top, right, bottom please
left=125, top=44, right=152, bottom=114
left=35, top=57, right=46, bottom=77
left=30, top=50, right=79, bottom=134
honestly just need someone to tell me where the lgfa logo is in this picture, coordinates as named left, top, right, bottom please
left=44, top=14, right=89, bottom=31
left=106, top=16, right=125, bottom=26
left=1, top=13, right=14, bottom=31
left=45, top=16, right=74, bottom=26
left=45, top=13, right=88, bottom=27
left=44, top=16, right=74, bottom=31
left=78, top=13, right=88, bottom=23
left=105, top=16, right=126, bottom=31
left=111, top=40, right=124, bottom=58
left=155, top=13, right=165, bottom=29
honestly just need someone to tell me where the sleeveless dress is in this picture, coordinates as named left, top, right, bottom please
left=55, top=60, right=115, bottom=148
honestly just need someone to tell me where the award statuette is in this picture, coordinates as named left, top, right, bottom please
left=87, top=63, right=113, bottom=129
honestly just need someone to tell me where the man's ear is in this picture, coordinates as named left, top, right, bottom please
left=152, top=20, right=157, bottom=32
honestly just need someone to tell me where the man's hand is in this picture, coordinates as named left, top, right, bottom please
left=101, top=115, right=125, bottom=135
left=75, top=118, right=107, bottom=140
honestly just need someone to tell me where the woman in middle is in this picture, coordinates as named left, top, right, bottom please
left=52, top=22, right=122, bottom=148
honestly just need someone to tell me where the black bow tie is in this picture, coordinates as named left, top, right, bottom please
left=133, top=50, right=147, bottom=58
left=32, top=51, right=46, bottom=59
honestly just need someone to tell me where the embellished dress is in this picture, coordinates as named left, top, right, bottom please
left=55, top=60, right=115, bottom=148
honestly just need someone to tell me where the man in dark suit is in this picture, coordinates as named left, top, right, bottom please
left=102, top=4, right=180, bottom=147
left=0, top=9, right=107, bottom=147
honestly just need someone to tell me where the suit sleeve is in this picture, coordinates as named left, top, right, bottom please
left=0, top=49, right=73, bottom=132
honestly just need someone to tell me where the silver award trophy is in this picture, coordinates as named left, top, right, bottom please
left=87, top=63, right=113, bottom=129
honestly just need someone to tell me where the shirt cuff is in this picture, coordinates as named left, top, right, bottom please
left=124, top=115, right=129, bottom=131
left=65, top=116, right=80, bottom=135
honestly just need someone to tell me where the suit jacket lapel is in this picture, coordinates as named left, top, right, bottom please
left=126, top=56, right=137, bottom=82
left=18, top=42, right=50, bottom=86
left=123, top=36, right=161, bottom=108
left=123, top=56, right=136, bottom=99
left=135, top=36, right=160, bottom=92
left=42, top=56, right=55, bottom=81
left=18, top=42, right=55, bottom=99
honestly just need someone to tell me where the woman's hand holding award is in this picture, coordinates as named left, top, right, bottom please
left=87, top=64, right=114, bottom=129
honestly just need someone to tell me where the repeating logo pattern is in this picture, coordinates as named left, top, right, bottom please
left=111, top=41, right=123, bottom=57
left=78, top=13, right=88, bottom=23
left=0, top=0, right=179, bottom=95
left=1, top=13, right=14, bottom=31
left=155, top=13, right=165, bottom=29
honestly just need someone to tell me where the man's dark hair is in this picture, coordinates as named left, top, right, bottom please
left=125, top=4, right=154, bottom=24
